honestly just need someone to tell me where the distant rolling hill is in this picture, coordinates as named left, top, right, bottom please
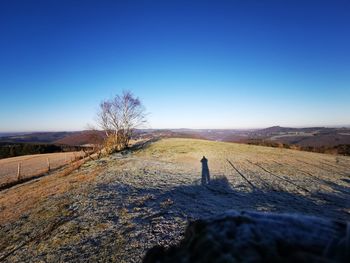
left=247, top=126, right=350, bottom=147
left=54, top=130, right=106, bottom=146
left=1, top=126, right=349, bottom=150
left=164, top=126, right=350, bottom=148
left=0, top=132, right=33, bottom=138
left=0, top=131, right=106, bottom=146
left=250, top=125, right=325, bottom=135
left=0, top=132, right=76, bottom=144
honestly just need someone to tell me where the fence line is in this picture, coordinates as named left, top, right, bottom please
left=0, top=151, right=88, bottom=188
left=17, top=163, right=21, bottom=181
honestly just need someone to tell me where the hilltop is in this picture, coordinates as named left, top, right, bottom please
left=0, top=138, right=349, bottom=262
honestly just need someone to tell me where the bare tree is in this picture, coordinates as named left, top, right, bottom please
left=96, top=91, right=146, bottom=153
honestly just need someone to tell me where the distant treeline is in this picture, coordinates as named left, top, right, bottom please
left=245, top=139, right=350, bottom=156
left=0, top=142, right=86, bottom=159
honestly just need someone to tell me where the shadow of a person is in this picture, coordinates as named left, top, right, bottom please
left=201, top=156, right=210, bottom=185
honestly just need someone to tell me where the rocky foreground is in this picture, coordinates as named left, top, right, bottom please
left=0, top=138, right=349, bottom=262
left=144, top=211, right=350, bottom=263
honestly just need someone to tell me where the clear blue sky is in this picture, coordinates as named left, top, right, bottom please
left=0, top=0, right=349, bottom=131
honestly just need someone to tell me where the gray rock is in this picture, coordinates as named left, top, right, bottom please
left=143, top=211, right=350, bottom=263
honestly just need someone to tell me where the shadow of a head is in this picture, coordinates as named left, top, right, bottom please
left=206, top=176, right=233, bottom=193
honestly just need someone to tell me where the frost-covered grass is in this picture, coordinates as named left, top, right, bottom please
left=0, top=138, right=349, bottom=262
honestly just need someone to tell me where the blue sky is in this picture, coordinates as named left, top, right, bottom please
left=0, top=0, right=349, bottom=131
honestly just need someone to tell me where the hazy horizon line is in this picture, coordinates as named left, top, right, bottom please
left=1, top=124, right=350, bottom=134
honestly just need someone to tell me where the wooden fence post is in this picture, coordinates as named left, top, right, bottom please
left=17, top=163, right=21, bottom=181
left=47, top=158, right=50, bottom=171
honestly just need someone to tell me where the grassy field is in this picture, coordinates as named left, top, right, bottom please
left=138, top=138, right=350, bottom=192
left=0, top=151, right=85, bottom=187
left=0, top=138, right=349, bottom=262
